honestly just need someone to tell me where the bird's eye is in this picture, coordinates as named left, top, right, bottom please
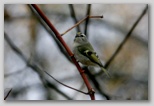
left=80, top=34, right=85, bottom=37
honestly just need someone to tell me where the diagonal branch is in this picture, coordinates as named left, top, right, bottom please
left=105, top=5, right=148, bottom=69
left=44, top=70, right=88, bottom=95
left=4, top=88, right=12, bottom=100
left=28, top=5, right=72, bottom=62
left=69, top=4, right=80, bottom=32
left=83, top=67, right=111, bottom=100
left=84, top=4, right=91, bottom=36
left=5, top=32, right=89, bottom=99
left=46, top=82, right=72, bottom=100
left=61, top=15, right=103, bottom=36
left=4, top=33, right=27, bottom=62
left=4, top=32, right=73, bottom=100
left=95, top=5, right=148, bottom=76
left=31, top=4, right=95, bottom=100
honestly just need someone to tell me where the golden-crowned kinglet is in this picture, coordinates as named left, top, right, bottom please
left=73, top=32, right=110, bottom=77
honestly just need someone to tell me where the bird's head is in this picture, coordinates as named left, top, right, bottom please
left=74, top=32, right=88, bottom=44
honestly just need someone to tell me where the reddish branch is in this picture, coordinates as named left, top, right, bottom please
left=61, top=15, right=103, bottom=36
left=31, top=4, right=95, bottom=100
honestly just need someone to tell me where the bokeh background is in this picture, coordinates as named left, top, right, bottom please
left=4, top=4, right=148, bottom=100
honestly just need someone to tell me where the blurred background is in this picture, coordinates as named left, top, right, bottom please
left=4, top=4, right=148, bottom=100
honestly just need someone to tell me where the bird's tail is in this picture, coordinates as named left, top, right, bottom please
left=101, top=67, right=111, bottom=78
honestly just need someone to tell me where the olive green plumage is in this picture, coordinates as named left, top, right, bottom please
left=73, top=32, right=110, bottom=78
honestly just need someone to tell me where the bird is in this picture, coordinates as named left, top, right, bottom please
left=73, top=32, right=110, bottom=77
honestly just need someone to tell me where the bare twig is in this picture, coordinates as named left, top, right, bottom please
left=94, top=19, right=148, bottom=47
left=10, top=83, right=71, bottom=100
left=69, top=4, right=80, bottom=32
left=4, top=32, right=72, bottom=100
left=44, top=71, right=88, bottom=95
left=72, top=82, right=85, bottom=99
left=105, top=5, right=148, bottom=69
left=83, top=67, right=111, bottom=100
left=4, top=88, right=12, bottom=100
left=45, top=81, right=72, bottom=100
left=4, top=66, right=27, bottom=77
left=4, top=33, right=27, bottom=62
left=95, top=5, right=148, bottom=76
left=31, top=4, right=95, bottom=100
left=61, top=15, right=103, bottom=36
left=28, top=5, right=72, bottom=62
left=84, top=4, right=91, bottom=36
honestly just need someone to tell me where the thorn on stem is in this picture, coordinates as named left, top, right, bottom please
left=80, top=70, right=85, bottom=75
left=88, top=88, right=95, bottom=95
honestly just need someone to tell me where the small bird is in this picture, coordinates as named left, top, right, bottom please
left=73, top=32, right=110, bottom=77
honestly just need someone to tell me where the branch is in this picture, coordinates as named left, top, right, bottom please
left=69, top=4, right=80, bottom=32
left=44, top=70, right=88, bottom=95
left=28, top=5, right=72, bottom=62
left=95, top=5, right=148, bottom=76
left=4, top=66, right=27, bottom=77
left=4, top=32, right=72, bottom=100
left=46, top=81, right=72, bottom=100
left=61, top=15, right=103, bottom=36
left=4, top=88, right=12, bottom=100
left=84, top=4, right=91, bottom=36
left=4, top=32, right=27, bottom=62
left=83, top=67, right=111, bottom=100
left=31, top=4, right=95, bottom=100
left=105, top=5, right=148, bottom=69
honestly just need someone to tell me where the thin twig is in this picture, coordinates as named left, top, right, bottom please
left=105, top=5, right=148, bottom=69
left=69, top=4, right=80, bottom=32
left=4, top=32, right=72, bottom=100
left=95, top=5, right=148, bottom=76
left=4, top=33, right=27, bottom=62
left=94, top=19, right=148, bottom=47
left=44, top=71, right=88, bottom=95
left=61, top=15, right=103, bottom=36
left=84, top=4, right=91, bottom=36
left=83, top=67, right=111, bottom=100
left=72, top=82, right=85, bottom=99
left=5, top=32, right=86, bottom=99
left=4, top=66, right=27, bottom=77
left=45, top=81, right=72, bottom=100
left=4, top=88, right=12, bottom=100
left=31, top=4, right=95, bottom=100
left=28, top=5, right=72, bottom=62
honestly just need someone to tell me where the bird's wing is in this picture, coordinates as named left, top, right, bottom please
left=78, top=46, right=103, bottom=66
left=78, top=45, right=110, bottom=77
